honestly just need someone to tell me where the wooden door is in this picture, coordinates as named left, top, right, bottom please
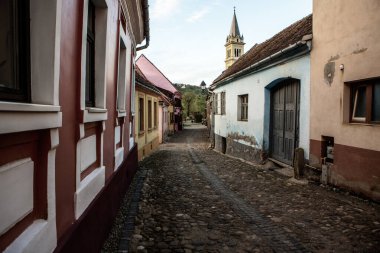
left=271, top=79, right=300, bottom=165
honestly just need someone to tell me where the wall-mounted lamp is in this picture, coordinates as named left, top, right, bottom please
left=339, top=64, right=344, bottom=70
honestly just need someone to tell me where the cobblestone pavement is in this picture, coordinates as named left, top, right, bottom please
left=117, top=123, right=380, bottom=252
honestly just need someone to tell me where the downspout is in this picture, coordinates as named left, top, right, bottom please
left=136, top=0, right=150, bottom=51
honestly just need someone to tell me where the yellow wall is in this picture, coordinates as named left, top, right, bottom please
left=225, top=38, right=245, bottom=69
left=135, top=89, right=160, bottom=160
left=310, top=0, right=380, bottom=153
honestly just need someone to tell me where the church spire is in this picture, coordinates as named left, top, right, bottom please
left=229, top=7, right=241, bottom=37
left=225, top=8, right=245, bottom=69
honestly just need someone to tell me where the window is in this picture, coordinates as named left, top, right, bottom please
left=0, top=0, right=30, bottom=102
left=139, top=97, right=144, bottom=132
left=238, top=94, right=248, bottom=121
left=221, top=92, right=226, bottom=115
left=80, top=0, right=108, bottom=122
left=116, top=24, right=131, bottom=115
left=350, top=79, right=380, bottom=123
left=215, top=93, right=220, bottom=114
left=148, top=99, right=152, bottom=129
left=170, top=112, right=174, bottom=123
left=154, top=101, right=157, bottom=128
left=85, top=1, right=95, bottom=107
left=227, top=49, right=231, bottom=58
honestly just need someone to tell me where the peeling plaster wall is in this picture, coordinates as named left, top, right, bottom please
left=213, top=55, right=310, bottom=159
left=310, top=0, right=380, bottom=200
left=310, top=0, right=380, bottom=151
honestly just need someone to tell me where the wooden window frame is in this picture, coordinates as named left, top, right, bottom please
left=215, top=93, right=220, bottom=115
left=350, top=79, right=380, bottom=124
left=154, top=101, right=158, bottom=128
left=238, top=94, right=248, bottom=121
left=221, top=91, right=226, bottom=115
left=139, top=97, right=144, bottom=132
left=0, top=0, right=30, bottom=102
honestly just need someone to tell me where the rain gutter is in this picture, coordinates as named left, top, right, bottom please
left=210, top=37, right=312, bottom=90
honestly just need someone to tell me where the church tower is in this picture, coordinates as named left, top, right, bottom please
left=225, top=8, right=245, bottom=69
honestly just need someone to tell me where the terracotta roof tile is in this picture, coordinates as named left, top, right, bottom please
left=213, top=14, right=312, bottom=85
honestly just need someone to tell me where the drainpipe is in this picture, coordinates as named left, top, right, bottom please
left=136, top=0, right=150, bottom=51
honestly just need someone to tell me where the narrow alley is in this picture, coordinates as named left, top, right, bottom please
left=104, top=123, right=380, bottom=253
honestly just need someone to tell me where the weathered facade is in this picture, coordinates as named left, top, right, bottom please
left=310, top=0, right=380, bottom=200
left=0, top=0, right=149, bottom=252
left=135, top=67, right=162, bottom=161
left=211, top=15, right=312, bottom=166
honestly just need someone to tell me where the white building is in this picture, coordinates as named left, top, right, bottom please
left=210, top=15, right=312, bottom=166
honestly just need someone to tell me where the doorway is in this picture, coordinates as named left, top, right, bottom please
left=270, top=79, right=300, bottom=165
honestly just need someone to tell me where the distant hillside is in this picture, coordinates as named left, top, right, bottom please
left=173, top=83, right=204, bottom=95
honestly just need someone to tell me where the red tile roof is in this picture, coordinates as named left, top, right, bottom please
left=213, top=14, right=312, bottom=85
left=135, top=65, right=174, bottom=104
left=136, top=54, right=178, bottom=94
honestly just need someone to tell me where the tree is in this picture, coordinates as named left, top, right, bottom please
left=182, top=92, right=196, bottom=118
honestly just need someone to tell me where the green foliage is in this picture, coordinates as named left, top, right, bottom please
left=174, top=83, right=207, bottom=119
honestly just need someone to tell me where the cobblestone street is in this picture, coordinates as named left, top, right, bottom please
left=105, top=123, right=380, bottom=253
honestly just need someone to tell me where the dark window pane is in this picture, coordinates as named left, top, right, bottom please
left=85, top=39, right=95, bottom=107
left=85, top=1, right=95, bottom=107
left=139, top=98, right=144, bottom=131
left=148, top=100, right=152, bottom=128
left=88, top=1, right=95, bottom=35
left=85, top=41, right=91, bottom=102
left=0, top=0, right=16, bottom=89
left=353, top=86, right=366, bottom=118
left=372, top=83, right=380, bottom=121
left=0, top=0, right=30, bottom=102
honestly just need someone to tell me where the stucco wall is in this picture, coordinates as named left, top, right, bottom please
left=310, top=0, right=380, bottom=151
left=213, top=55, right=310, bottom=159
left=310, top=0, right=380, bottom=200
left=135, top=90, right=160, bottom=160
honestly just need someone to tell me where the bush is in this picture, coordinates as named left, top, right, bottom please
left=194, top=114, right=203, bottom=123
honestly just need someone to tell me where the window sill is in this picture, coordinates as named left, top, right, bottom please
left=82, top=108, right=108, bottom=123
left=117, top=109, right=127, bottom=118
left=346, top=122, right=380, bottom=127
left=0, top=101, right=61, bottom=112
left=238, top=119, right=248, bottom=122
left=0, top=102, right=62, bottom=134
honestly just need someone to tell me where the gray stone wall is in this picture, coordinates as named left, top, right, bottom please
left=226, top=137, right=262, bottom=164
left=214, top=134, right=225, bottom=153
left=214, top=134, right=262, bottom=164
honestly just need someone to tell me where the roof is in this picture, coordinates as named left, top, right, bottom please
left=214, top=14, right=312, bottom=85
left=229, top=9, right=241, bottom=37
left=136, top=54, right=178, bottom=94
left=135, top=65, right=174, bottom=105
left=135, top=65, right=161, bottom=95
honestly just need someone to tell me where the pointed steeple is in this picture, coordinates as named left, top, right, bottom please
left=225, top=7, right=245, bottom=69
left=229, top=8, right=241, bottom=37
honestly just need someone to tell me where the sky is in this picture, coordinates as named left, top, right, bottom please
left=138, top=0, right=312, bottom=87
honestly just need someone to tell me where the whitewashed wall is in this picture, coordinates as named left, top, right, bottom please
left=213, top=55, right=310, bottom=158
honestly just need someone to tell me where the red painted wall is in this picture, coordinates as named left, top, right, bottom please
left=56, top=0, right=82, bottom=239
left=310, top=139, right=380, bottom=201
